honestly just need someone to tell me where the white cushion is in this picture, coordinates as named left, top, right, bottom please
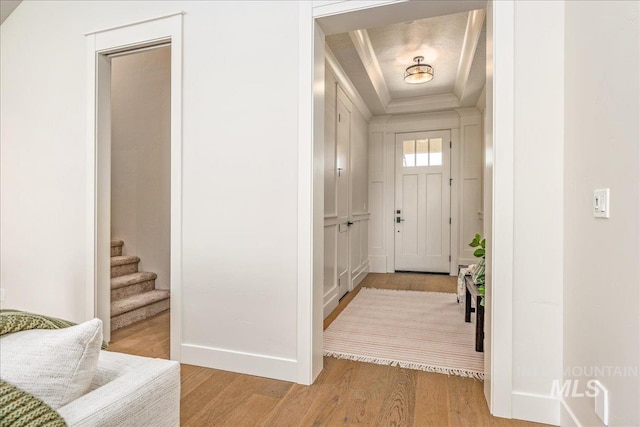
left=0, top=318, right=103, bottom=409
left=88, top=350, right=150, bottom=392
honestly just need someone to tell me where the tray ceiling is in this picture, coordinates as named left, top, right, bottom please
left=326, top=10, right=486, bottom=116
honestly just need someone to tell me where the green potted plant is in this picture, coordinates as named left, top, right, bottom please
left=469, top=233, right=485, bottom=306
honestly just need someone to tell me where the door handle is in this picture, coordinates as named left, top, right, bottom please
left=396, top=217, right=405, bottom=223
left=347, top=221, right=354, bottom=226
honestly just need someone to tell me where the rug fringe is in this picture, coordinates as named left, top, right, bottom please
left=323, top=351, right=484, bottom=380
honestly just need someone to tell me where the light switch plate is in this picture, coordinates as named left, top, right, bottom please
left=594, top=380, right=609, bottom=425
left=593, top=189, right=610, bottom=218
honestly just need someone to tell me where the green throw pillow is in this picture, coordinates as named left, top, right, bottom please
left=0, top=380, right=67, bottom=427
left=0, top=310, right=107, bottom=350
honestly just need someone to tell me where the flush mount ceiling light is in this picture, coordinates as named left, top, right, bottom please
left=404, top=56, right=434, bottom=84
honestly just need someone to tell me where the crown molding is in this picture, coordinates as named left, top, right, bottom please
left=385, top=92, right=460, bottom=115
left=369, top=110, right=461, bottom=133
left=349, top=29, right=392, bottom=107
left=325, top=45, right=373, bottom=120
left=453, top=9, right=485, bottom=102
left=455, top=106, right=482, bottom=117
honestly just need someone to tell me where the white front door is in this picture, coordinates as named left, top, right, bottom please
left=336, top=98, right=351, bottom=299
left=394, top=130, right=451, bottom=273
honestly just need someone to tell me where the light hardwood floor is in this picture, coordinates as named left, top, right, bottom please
left=108, top=273, right=548, bottom=427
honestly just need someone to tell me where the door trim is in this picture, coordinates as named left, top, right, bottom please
left=85, top=13, right=183, bottom=358
left=379, top=126, right=460, bottom=275
left=299, top=0, right=516, bottom=417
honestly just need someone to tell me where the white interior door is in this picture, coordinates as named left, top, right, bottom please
left=394, top=130, right=451, bottom=272
left=336, top=98, right=351, bottom=299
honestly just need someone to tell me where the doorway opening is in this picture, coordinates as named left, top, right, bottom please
left=318, top=0, right=486, bottom=396
left=300, top=0, right=514, bottom=418
left=85, top=13, right=183, bottom=359
left=108, top=45, right=171, bottom=349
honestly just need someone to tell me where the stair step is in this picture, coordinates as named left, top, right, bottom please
left=111, top=255, right=139, bottom=266
left=111, top=272, right=157, bottom=301
left=110, top=255, right=140, bottom=278
left=111, top=290, right=170, bottom=330
left=111, top=271, right=157, bottom=289
left=111, top=240, right=124, bottom=257
left=111, top=289, right=170, bottom=317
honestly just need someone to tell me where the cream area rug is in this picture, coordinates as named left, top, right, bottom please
left=323, top=288, right=484, bottom=379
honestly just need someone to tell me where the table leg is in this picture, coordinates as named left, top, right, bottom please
left=476, top=296, right=484, bottom=352
left=465, top=286, right=471, bottom=323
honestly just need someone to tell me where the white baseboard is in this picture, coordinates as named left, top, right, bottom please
left=560, top=399, right=582, bottom=427
left=512, top=391, right=560, bottom=426
left=368, top=255, right=386, bottom=273
left=323, top=290, right=339, bottom=319
left=351, top=264, right=369, bottom=289
left=181, top=344, right=298, bottom=382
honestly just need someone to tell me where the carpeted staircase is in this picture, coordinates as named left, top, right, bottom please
left=110, top=240, right=170, bottom=331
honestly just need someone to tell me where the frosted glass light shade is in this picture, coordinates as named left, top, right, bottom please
left=404, top=56, right=434, bottom=84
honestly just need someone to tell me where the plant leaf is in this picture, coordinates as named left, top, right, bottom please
left=473, top=248, right=485, bottom=258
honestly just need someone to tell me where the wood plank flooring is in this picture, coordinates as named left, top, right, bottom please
left=108, top=273, right=549, bottom=427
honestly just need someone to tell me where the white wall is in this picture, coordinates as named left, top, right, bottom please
left=510, top=2, right=564, bottom=424
left=1, top=0, right=300, bottom=381
left=111, top=47, right=171, bottom=290
left=324, top=69, right=337, bottom=220
left=457, top=109, right=484, bottom=266
left=323, top=68, right=338, bottom=309
left=368, top=130, right=385, bottom=273
left=349, top=96, right=369, bottom=285
left=350, top=107, right=368, bottom=217
left=563, top=2, right=639, bottom=426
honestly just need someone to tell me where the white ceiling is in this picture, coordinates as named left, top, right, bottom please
left=326, top=10, right=486, bottom=116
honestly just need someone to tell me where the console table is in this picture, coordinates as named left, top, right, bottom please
left=464, top=275, right=484, bottom=352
